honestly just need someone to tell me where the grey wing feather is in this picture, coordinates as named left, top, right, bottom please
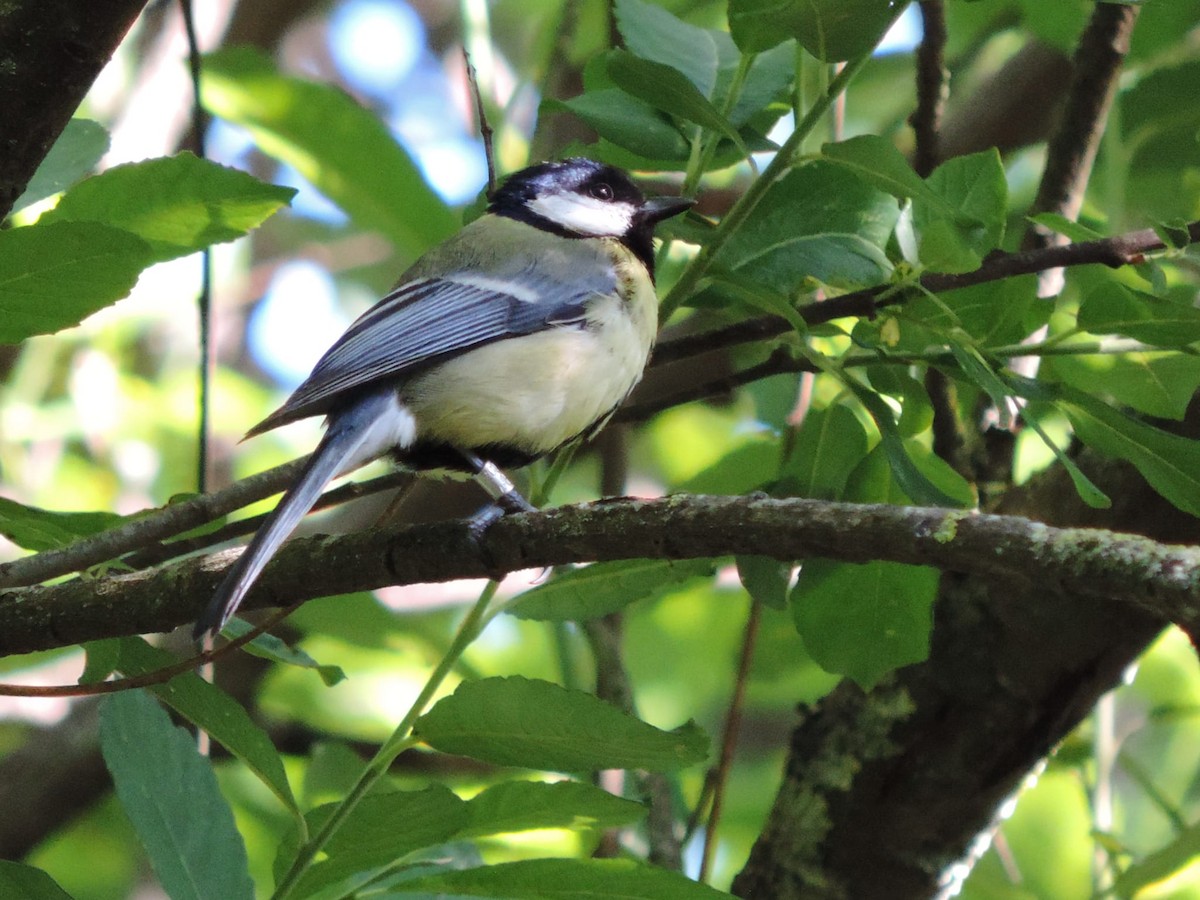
left=248, top=275, right=595, bottom=436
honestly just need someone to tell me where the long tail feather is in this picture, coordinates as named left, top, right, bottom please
left=194, top=393, right=404, bottom=639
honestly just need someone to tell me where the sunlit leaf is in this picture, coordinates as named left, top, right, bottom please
left=459, top=781, right=647, bottom=838
left=0, top=221, right=151, bottom=341
left=12, top=118, right=109, bottom=213
left=43, top=153, right=294, bottom=263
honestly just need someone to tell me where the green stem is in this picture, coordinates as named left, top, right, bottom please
left=271, top=580, right=502, bottom=900
left=659, top=51, right=875, bottom=321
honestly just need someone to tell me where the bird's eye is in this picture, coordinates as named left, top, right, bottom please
left=588, top=183, right=614, bottom=201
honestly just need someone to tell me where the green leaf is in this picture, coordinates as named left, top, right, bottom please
left=80, top=639, right=121, bottom=685
left=12, top=118, right=109, bottom=213
left=392, top=858, right=735, bottom=899
left=1048, top=350, right=1200, bottom=420
left=790, top=0, right=906, bottom=62
left=823, top=135, right=972, bottom=224
left=544, top=91, right=689, bottom=162
left=458, top=780, right=647, bottom=838
left=793, top=557, right=938, bottom=688
left=715, top=161, right=898, bottom=291
left=1027, top=212, right=1104, bottom=243
left=1019, top=403, right=1112, bottom=510
left=0, top=862, right=74, bottom=900
left=0, top=221, right=152, bottom=342
left=780, top=402, right=870, bottom=498
left=614, top=0, right=720, bottom=97
left=1054, top=390, right=1200, bottom=518
left=1112, top=819, right=1200, bottom=897
left=508, top=559, right=715, bottom=622
left=865, top=367, right=934, bottom=437
left=42, top=153, right=294, bottom=263
left=414, top=676, right=709, bottom=772
left=843, top=381, right=973, bottom=508
left=290, top=787, right=467, bottom=899
left=912, top=274, right=1042, bottom=347
left=1077, top=283, right=1200, bottom=347
left=117, top=637, right=299, bottom=813
left=606, top=52, right=750, bottom=157
left=910, top=149, right=1007, bottom=272
left=220, top=618, right=346, bottom=686
left=99, top=691, right=254, bottom=900
left=728, top=0, right=807, bottom=52
left=201, top=47, right=455, bottom=254
left=736, top=555, right=791, bottom=610
left=0, top=496, right=126, bottom=552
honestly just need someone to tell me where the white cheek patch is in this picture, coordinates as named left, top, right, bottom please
left=527, top=193, right=636, bottom=237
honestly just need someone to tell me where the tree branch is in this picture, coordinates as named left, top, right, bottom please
left=4, top=493, right=1197, bottom=657
left=0, top=0, right=149, bottom=217
left=651, top=219, right=1200, bottom=367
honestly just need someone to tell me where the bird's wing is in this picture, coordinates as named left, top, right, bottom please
left=247, top=271, right=601, bottom=436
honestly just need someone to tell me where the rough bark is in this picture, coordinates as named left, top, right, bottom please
left=0, top=0, right=149, bottom=217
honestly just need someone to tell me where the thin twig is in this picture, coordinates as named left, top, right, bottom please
left=910, top=0, right=948, bottom=179
left=463, top=49, right=496, bottom=198
left=0, top=602, right=300, bottom=697
left=699, top=600, right=762, bottom=882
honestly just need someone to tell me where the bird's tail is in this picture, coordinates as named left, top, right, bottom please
left=193, top=393, right=403, bottom=640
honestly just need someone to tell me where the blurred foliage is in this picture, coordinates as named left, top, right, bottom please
left=4, top=0, right=1200, bottom=897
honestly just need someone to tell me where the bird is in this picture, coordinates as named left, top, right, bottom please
left=193, top=157, right=693, bottom=639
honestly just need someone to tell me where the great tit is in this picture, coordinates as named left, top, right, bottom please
left=194, top=157, right=693, bottom=638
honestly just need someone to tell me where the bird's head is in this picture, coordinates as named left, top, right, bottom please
left=489, top=158, right=693, bottom=242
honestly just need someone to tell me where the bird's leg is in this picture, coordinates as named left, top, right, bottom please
left=459, top=451, right=537, bottom=546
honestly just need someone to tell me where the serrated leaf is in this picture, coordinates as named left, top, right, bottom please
left=117, top=637, right=298, bottom=813
left=99, top=691, right=254, bottom=900
left=911, top=150, right=1007, bottom=272
left=614, top=0, right=720, bottom=97
left=220, top=618, right=345, bottom=685
left=0, top=221, right=151, bottom=342
left=823, top=135, right=972, bottom=224
left=0, top=862, right=73, bottom=900
left=458, top=780, right=646, bottom=838
left=0, top=496, right=126, bottom=552
left=392, top=858, right=735, bottom=899
left=508, top=559, right=714, bottom=622
left=12, top=118, right=109, bottom=213
left=42, top=153, right=294, bottom=263
left=290, top=787, right=467, bottom=899
left=793, top=558, right=938, bottom=688
left=201, top=47, right=455, bottom=255
left=715, top=161, right=898, bottom=291
left=414, top=677, right=709, bottom=772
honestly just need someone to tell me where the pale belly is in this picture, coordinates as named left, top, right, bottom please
left=403, top=293, right=654, bottom=456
